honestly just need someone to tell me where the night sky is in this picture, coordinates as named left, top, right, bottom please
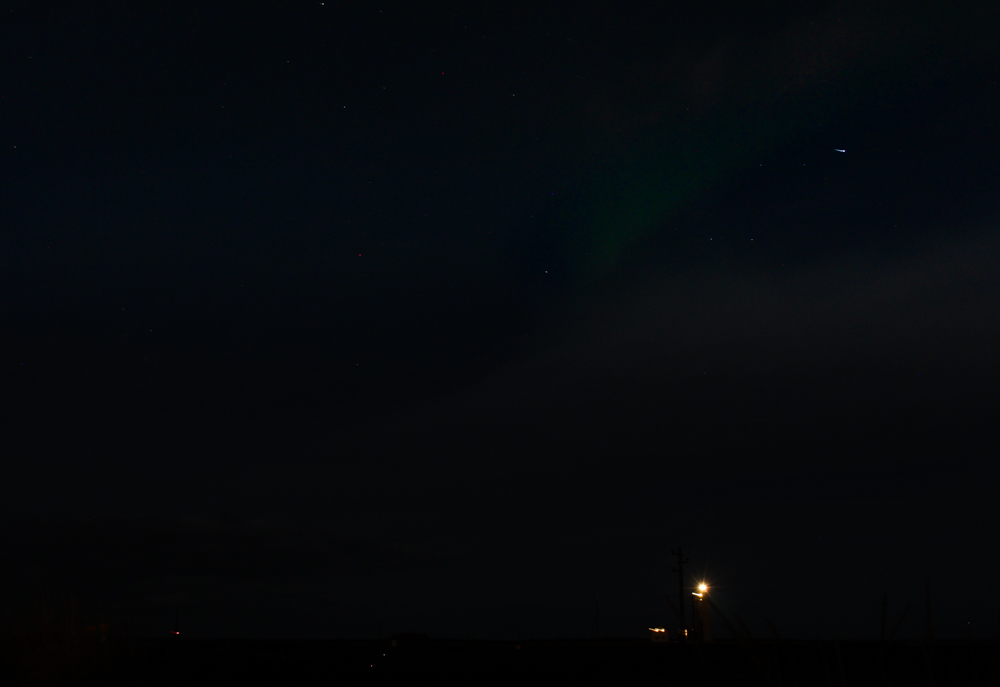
left=3, top=1, right=1000, bottom=641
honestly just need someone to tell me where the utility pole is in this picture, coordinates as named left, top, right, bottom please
left=671, top=546, right=688, bottom=636
left=595, top=582, right=601, bottom=639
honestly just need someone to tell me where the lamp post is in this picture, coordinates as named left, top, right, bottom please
left=691, top=583, right=713, bottom=642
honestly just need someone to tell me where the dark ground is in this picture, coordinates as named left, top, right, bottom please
left=3, top=633, right=999, bottom=686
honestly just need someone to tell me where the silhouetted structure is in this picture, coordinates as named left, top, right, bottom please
left=692, top=587, right=713, bottom=642
left=670, top=546, right=689, bottom=637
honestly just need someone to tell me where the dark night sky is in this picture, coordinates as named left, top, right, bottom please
left=3, top=1, right=1000, bottom=641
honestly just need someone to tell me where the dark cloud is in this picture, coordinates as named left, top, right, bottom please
left=388, top=222, right=1000, bottom=471
left=1, top=516, right=455, bottom=636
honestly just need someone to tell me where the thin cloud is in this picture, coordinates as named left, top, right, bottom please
left=0, top=515, right=456, bottom=616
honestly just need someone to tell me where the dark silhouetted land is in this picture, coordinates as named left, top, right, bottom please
left=4, top=634, right=999, bottom=686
